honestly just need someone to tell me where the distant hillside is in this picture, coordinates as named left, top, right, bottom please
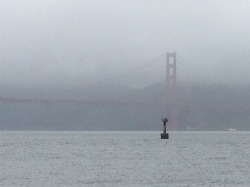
left=0, top=83, right=137, bottom=101
left=0, top=82, right=249, bottom=131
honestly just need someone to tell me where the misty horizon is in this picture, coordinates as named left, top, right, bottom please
left=0, top=1, right=250, bottom=131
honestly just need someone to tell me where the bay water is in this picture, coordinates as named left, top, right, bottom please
left=0, top=131, right=250, bottom=186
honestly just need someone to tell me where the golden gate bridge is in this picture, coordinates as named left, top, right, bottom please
left=0, top=52, right=249, bottom=130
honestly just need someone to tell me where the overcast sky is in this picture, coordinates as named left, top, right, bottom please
left=0, top=0, right=250, bottom=88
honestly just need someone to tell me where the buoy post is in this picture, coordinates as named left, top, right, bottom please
left=161, top=117, right=169, bottom=139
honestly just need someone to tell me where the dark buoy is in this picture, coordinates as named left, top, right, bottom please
left=161, top=117, right=169, bottom=139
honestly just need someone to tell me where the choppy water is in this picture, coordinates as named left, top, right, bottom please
left=0, top=131, right=250, bottom=186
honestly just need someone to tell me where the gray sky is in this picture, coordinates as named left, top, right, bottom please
left=1, top=0, right=250, bottom=88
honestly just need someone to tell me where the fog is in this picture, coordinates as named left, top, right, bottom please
left=1, top=0, right=250, bottom=88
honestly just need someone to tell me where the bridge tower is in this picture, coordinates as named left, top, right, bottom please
left=166, top=52, right=177, bottom=130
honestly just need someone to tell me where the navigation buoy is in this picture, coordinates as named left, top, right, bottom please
left=161, top=117, right=169, bottom=139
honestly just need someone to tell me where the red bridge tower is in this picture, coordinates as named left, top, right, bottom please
left=166, top=52, right=177, bottom=130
